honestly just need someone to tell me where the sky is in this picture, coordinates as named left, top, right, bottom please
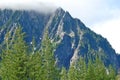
left=0, top=0, right=120, bottom=53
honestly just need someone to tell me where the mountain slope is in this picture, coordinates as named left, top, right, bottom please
left=0, top=8, right=119, bottom=70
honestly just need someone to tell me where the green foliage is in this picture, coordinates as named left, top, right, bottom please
left=68, top=65, right=78, bottom=80
left=0, top=26, right=60, bottom=80
left=0, top=26, right=28, bottom=80
left=86, top=59, right=96, bottom=80
left=108, top=65, right=116, bottom=80
left=61, top=56, right=117, bottom=80
left=27, top=51, right=43, bottom=80
left=0, top=26, right=117, bottom=80
left=116, top=74, right=120, bottom=80
left=60, top=67, right=68, bottom=80
left=40, top=31, right=60, bottom=80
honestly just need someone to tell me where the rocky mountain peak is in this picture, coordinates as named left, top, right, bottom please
left=0, top=8, right=120, bottom=70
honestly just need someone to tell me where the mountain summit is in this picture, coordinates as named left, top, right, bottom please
left=0, top=8, right=120, bottom=70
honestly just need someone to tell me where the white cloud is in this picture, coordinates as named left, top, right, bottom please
left=0, top=0, right=119, bottom=23
left=91, top=17, right=120, bottom=53
left=0, top=0, right=57, bottom=13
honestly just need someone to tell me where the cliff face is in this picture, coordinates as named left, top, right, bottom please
left=0, top=8, right=119, bottom=69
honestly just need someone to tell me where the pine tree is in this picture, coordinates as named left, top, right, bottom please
left=76, top=57, right=87, bottom=80
left=0, top=26, right=29, bottom=80
left=108, top=65, right=116, bottom=80
left=86, top=59, right=96, bottom=80
left=27, top=38, right=43, bottom=80
left=68, top=65, right=78, bottom=80
left=28, top=51, right=43, bottom=80
left=0, top=26, right=117, bottom=80
left=41, top=31, right=60, bottom=80
left=60, top=67, right=68, bottom=80
left=94, top=57, right=108, bottom=80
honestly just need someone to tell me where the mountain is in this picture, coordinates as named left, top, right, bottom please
left=117, top=54, right=120, bottom=67
left=0, top=8, right=120, bottom=70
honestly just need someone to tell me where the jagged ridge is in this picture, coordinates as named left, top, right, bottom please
left=0, top=8, right=119, bottom=70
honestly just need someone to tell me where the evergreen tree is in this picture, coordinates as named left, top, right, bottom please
left=94, top=57, right=108, bottom=80
left=0, top=32, right=11, bottom=79
left=28, top=51, right=43, bottom=80
left=0, top=26, right=29, bottom=80
left=27, top=38, right=43, bottom=80
left=60, top=67, right=68, bottom=80
left=85, top=59, right=96, bottom=80
left=0, top=26, right=117, bottom=80
left=108, top=65, right=116, bottom=80
left=67, top=56, right=117, bottom=80
left=68, top=65, right=78, bottom=80
left=41, top=31, right=60, bottom=80
left=76, top=57, right=87, bottom=80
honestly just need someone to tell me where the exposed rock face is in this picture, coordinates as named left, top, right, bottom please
left=0, top=8, right=120, bottom=69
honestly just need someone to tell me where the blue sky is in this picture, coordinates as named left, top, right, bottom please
left=0, top=0, right=120, bottom=53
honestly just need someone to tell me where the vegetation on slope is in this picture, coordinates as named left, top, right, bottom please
left=0, top=26, right=117, bottom=80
